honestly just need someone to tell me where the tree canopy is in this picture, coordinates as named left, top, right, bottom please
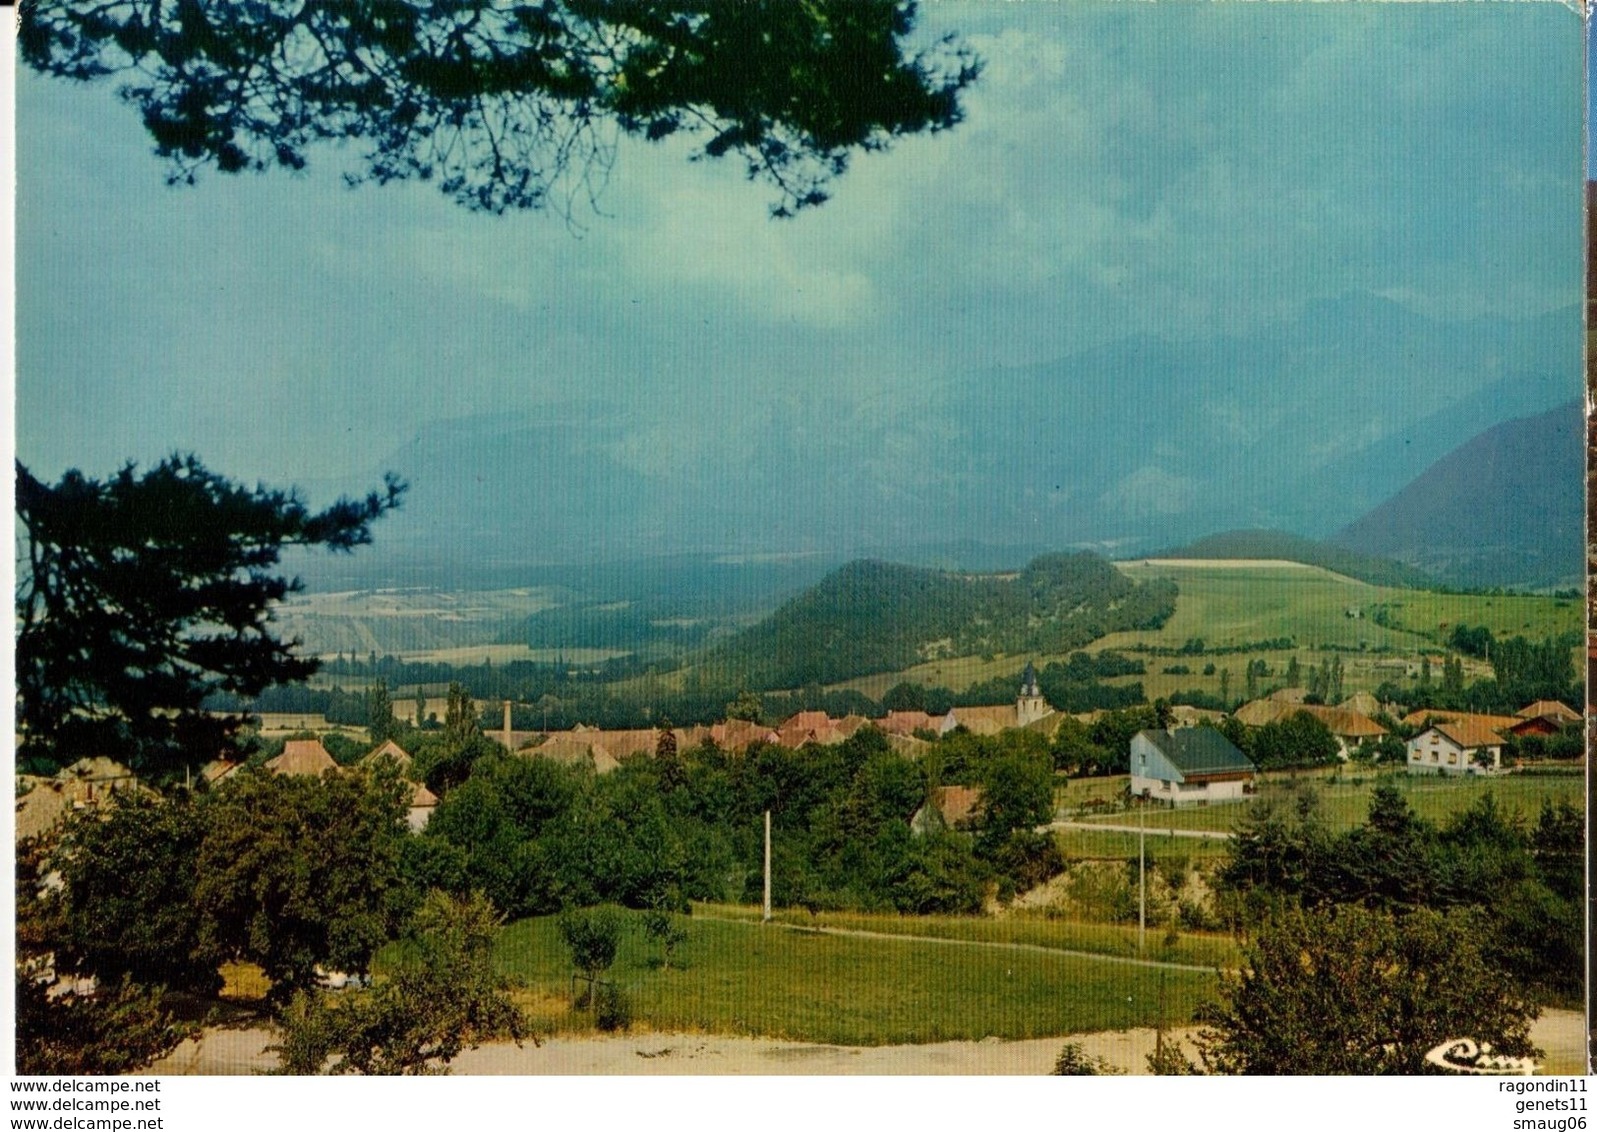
left=16, top=456, right=404, bottom=776
left=21, top=0, right=979, bottom=218
left=1197, top=903, right=1539, bottom=1074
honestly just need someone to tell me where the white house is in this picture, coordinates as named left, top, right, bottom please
left=1129, top=729, right=1257, bottom=806
left=1405, top=721, right=1503, bottom=776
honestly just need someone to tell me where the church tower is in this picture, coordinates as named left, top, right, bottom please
left=1017, top=661, right=1051, bottom=726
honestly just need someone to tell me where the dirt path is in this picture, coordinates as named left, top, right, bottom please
left=1049, top=820, right=1234, bottom=841
left=695, top=913, right=1220, bottom=973
left=142, top=1024, right=1194, bottom=1076
left=142, top=1009, right=1586, bottom=1076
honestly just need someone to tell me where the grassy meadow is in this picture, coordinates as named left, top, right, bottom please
left=1064, top=768, right=1584, bottom=835
left=831, top=561, right=1580, bottom=701
left=491, top=910, right=1219, bottom=1045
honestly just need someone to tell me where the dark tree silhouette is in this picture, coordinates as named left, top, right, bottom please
left=16, top=455, right=405, bottom=776
left=21, top=0, right=979, bottom=217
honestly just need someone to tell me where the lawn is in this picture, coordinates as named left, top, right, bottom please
left=698, top=903, right=1241, bottom=969
left=493, top=911, right=1218, bottom=1045
left=1070, top=768, right=1584, bottom=834
left=1051, top=826, right=1234, bottom=862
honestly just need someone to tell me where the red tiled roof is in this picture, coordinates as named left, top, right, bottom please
left=1233, top=701, right=1384, bottom=737
left=879, top=711, right=933, bottom=736
left=1431, top=721, right=1505, bottom=751
left=363, top=739, right=412, bottom=767
left=1516, top=700, right=1579, bottom=722
left=1400, top=710, right=1520, bottom=736
left=832, top=715, right=871, bottom=737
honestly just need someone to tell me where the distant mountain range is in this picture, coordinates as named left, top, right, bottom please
left=1332, top=401, right=1583, bottom=590
left=299, top=292, right=1578, bottom=593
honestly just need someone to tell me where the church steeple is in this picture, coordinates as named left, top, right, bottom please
left=1017, top=661, right=1049, bottom=726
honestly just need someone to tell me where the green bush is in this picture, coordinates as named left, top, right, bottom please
left=595, top=984, right=632, bottom=1032
left=1052, top=1041, right=1120, bottom=1075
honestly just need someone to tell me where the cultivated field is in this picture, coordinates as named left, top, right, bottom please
left=275, top=587, right=565, bottom=658
left=832, top=561, right=1579, bottom=701
left=490, top=911, right=1218, bottom=1046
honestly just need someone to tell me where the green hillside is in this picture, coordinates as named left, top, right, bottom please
left=706, top=552, right=1177, bottom=689
left=1152, top=529, right=1434, bottom=588
left=827, top=559, right=1580, bottom=703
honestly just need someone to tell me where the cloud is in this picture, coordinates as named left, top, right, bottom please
left=16, top=4, right=1582, bottom=511
left=1099, top=467, right=1197, bottom=520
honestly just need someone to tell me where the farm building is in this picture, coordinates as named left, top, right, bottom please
left=15, top=758, right=144, bottom=841
left=1399, top=709, right=1520, bottom=735
left=1232, top=699, right=1386, bottom=759
left=362, top=738, right=413, bottom=771
left=1515, top=700, right=1579, bottom=726
left=1129, top=729, right=1257, bottom=806
left=1405, top=721, right=1503, bottom=776
left=266, top=738, right=338, bottom=777
left=407, top=782, right=439, bottom=832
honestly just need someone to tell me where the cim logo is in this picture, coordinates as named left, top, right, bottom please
left=1424, top=1038, right=1539, bottom=1075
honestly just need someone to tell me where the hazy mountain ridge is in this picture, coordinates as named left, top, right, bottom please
left=291, top=294, right=1577, bottom=591
left=1332, top=401, right=1583, bottom=590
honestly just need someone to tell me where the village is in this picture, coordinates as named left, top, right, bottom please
left=14, top=647, right=1587, bottom=1076
left=21, top=661, right=1584, bottom=838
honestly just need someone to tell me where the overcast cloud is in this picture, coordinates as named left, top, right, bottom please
left=17, top=3, right=1583, bottom=525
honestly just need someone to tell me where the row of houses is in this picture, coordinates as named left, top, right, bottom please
left=17, top=738, right=446, bottom=842
left=1122, top=695, right=1578, bottom=806
left=1397, top=700, right=1579, bottom=776
left=493, top=664, right=1061, bottom=768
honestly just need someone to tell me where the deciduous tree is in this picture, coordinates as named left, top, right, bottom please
left=56, top=792, right=215, bottom=994
left=1197, top=903, right=1538, bottom=1074
left=16, top=973, right=197, bottom=1076
left=270, top=890, right=529, bottom=1075
left=193, top=764, right=412, bottom=1000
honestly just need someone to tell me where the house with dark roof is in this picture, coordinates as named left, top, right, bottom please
left=1130, top=729, right=1257, bottom=806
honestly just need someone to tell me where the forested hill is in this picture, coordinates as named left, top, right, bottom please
left=1150, top=530, right=1434, bottom=588
left=707, top=553, right=1177, bottom=690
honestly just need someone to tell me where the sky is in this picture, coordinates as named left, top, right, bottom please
left=15, top=2, right=1586, bottom=554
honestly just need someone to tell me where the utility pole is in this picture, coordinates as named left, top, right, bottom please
left=763, top=809, right=773, bottom=923
left=1138, top=748, right=1147, bottom=954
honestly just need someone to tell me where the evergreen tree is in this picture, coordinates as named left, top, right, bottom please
left=367, top=681, right=399, bottom=746
left=20, top=1, right=979, bottom=219
left=16, top=457, right=403, bottom=776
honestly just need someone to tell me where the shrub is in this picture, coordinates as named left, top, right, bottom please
left=1052, top=1041, right=1121, bottom=1075
left=594, top=984, right=632, bottom=1032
